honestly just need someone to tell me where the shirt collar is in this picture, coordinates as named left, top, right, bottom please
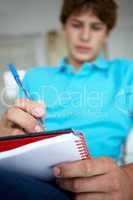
left=57, top=55, right=109, bottom=75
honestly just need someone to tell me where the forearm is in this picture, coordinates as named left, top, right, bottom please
left=121, top=163, right=133, bottom=200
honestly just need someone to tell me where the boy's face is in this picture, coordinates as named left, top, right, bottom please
left=63, top=11, right=109, bottom=64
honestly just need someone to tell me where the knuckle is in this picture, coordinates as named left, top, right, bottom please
left=101, top=157, right=112, bottom=164
left=26, top=118, right=37, bottom=131
left=72, top=180, right=80, bottom=192
left=112, top=194, right=121, bottom=200
left=37, top=100, right=45, bottom=107
left=5, top=106, right=37, bottom=132
left=14, top=98, right=25, bottom=106
left=6, top=107, right=16, bottom=120
left=101, top=157, right=116, bottom=170
left=109, top=173, right=120, bottom=192
left=83, top=161, right=91, bottom=175
left=14, top=98, right=21, bottom=105
left=14, top=98, right=30, bottom=112
left=112, top=177, right=120, bottom=192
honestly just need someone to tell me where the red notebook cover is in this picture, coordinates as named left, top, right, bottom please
left=0, top=129, right=91, bottom=160
left=0, top=129, right=71, bottom=152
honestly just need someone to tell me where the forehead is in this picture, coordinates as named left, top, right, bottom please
left=69, top=11, right=102, bottom=23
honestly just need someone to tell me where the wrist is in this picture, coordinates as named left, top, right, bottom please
left=121, top=164, right=133, bottom=200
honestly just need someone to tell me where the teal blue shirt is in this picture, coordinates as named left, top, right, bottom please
left=19, top=56, right=133, bottom=161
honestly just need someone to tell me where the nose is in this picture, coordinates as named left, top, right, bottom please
left=80, top=27, right=91, bottom=42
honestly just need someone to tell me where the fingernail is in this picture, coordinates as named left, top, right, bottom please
left=32, top=108, right=44, bottom=117
left=53, top=167, right=61, bottom=177
left=34, top=125, right=43, bottom=132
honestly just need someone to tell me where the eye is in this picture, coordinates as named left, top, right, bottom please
left=71, top=23, right=81, bottom=29
left=91, top=25, right=104, bottom=31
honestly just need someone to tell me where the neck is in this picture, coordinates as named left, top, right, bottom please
left=67, top=55, right=95, bottom=71
left=68, top=56, right=84, bottom=71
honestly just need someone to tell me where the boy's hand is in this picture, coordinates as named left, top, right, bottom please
left=54, top=157, right=132, bottom=200
left=0, top=98, right=45, bottom=136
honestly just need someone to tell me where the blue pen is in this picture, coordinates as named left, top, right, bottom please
left=8, top=64, right=45, bottom=131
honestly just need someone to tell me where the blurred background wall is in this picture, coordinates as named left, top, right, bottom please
left=0, top=0, right=132, bottom=57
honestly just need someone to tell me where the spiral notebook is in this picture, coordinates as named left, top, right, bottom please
left=0, top=129, right=91, bottom=180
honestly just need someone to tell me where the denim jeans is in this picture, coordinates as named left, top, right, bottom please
left=0, top=169, right=72, bottom=200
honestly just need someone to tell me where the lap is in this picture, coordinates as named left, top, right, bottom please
left=0, top=169, right=72, bottom=200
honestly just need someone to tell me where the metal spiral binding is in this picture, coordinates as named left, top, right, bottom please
left=75, top=132, right=91, bottom=160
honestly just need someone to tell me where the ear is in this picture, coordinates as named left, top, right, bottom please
left=61, top=24, right=66, bottom=32
left=106, top=29, right=113, bottom=37
left=60, top=24, right=67, bottom=39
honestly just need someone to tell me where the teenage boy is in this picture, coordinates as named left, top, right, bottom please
left=0, top=0, right=133, bottom=199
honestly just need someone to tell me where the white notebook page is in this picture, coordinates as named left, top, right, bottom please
left=0, top=133, right=84, bottom=180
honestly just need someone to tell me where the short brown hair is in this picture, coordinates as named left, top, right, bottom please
left=60, top=0, right=118, bottom=31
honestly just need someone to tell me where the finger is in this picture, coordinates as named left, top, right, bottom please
left=56, top=174, right=114, bottom=193
left=14, top=98, right=45, bottom=118
left=0, top=127, right=25, bottom=137
left=74, top=192, right=109, bottom=200
left=9, top=128, right=26, bottom=136
left=6, top=107, right=40, bottom=133
left=53, top=157, right=116, bottom=178
left=0, top=113, right=25, bottom=137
